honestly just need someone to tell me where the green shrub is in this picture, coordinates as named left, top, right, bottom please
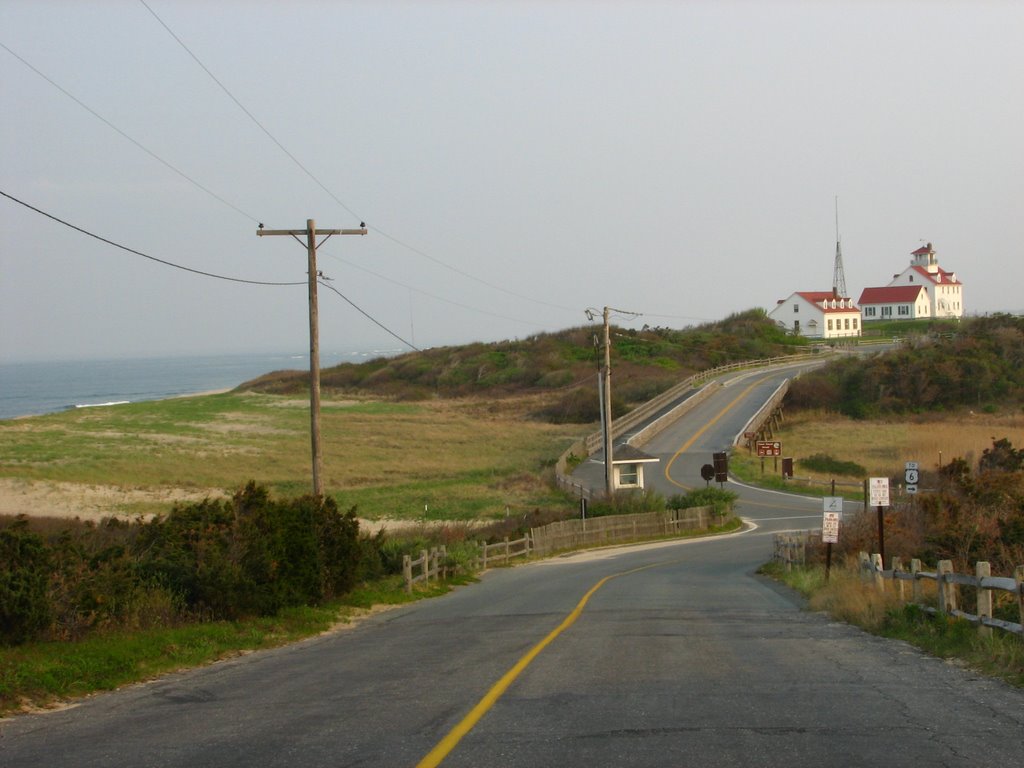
left=667, top=487, right=737, bottom=516
left=800, top=453, right=867, bottom=477
left=0, top=522, right=53, bottom=645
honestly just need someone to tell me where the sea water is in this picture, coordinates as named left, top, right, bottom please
left=0, top=349, right=402, bottom=421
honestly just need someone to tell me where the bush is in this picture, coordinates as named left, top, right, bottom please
left=667, top=487, right=737, bottom=516
left=800, top=453, right=867, bottom=477
left=135, top=483, right=362, bottom=619
left=0, top=522, right=53, bottom=645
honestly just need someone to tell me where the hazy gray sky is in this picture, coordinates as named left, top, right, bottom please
left=2, top=1, right=1022, bottom=362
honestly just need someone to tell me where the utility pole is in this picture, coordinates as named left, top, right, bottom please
left=601, top=307, right=614, bottom=497
left=258, top=219, right=367, bottom=496
left=587, top=305, right=639, bottom=498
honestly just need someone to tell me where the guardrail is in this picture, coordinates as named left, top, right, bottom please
left=859, top=553, right=1024, bottom=638
left=556, top=350, right=835, bottom=495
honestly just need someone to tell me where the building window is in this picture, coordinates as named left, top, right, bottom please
left=827, top=319, right=833, bottom=330
left=793, top=304, right=799, bottom=313
left=853, top=318, right=858, bottom=329
left=844, top=318, right=850, bottom=329
left=898, top=305, right=909, bottom=316
left=618, top=464, right=639, bottom=487
left=882, top=306, right=892, bottom=316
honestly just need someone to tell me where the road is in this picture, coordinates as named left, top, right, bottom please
left=2, top=366, right=1022, bottom=767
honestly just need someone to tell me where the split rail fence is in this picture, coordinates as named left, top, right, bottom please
left=859, top=553, right=1024, bottom=638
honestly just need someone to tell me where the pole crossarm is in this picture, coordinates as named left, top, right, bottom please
left=258, top=227, right=367, bottom=237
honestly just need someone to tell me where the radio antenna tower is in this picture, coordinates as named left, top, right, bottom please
left=832, top=196, right=848, bottom=298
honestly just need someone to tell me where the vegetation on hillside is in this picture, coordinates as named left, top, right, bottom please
left=240, top=309, right=806, bottom=422
left=787, top=314, right=1024, bottom=418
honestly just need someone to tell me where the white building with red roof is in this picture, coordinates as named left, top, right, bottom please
left=767, top=290, right=862, bottom=339
left=859, top=242, right=964, bottom=321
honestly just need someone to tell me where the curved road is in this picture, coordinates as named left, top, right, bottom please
left=3, top=368, right=1022, bottom=767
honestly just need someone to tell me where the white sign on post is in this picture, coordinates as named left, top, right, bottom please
left=869, top=477, right=890, bottom=507
left=823, top=496, right=844, bottom=519
left=822, top=511, right=841, bottom=543
left=905, top=461, right=919, bottom=494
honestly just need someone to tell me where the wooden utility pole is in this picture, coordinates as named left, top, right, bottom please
left=258, top=219, right=367, bottom=496
left=601, top=306, right=614, bottom=497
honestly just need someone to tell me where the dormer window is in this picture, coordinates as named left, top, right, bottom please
left=909, top=275, right=913, bottom=282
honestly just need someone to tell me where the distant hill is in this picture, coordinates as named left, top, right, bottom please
left=787, top=313, right=1024, bottom=417
left=239, top=309, right=808, bottom=423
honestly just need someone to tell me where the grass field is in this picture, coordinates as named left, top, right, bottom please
left=731, top=408, right=1024, bottom=497
left=0, top=391, right=582, bottom=521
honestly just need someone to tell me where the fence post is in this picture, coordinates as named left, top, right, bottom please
left=1017, top=566, right=1024, bottom=631
left=441, top=545, right=448, bottom=579
left=892, top=557, right=904, bottom=602
left=910, top=558, right=922, bottom=604
left=937, top=560, right=956, bottom=614
left=481, top=541, right=488, bottom=570
left=976, top=561, right=992, bottom=637
left=871, top=553, right=884, bottom=592
left=420, top=549, right=429, bottom=584
left=504, top=537, right=510, bottom=564
left=403, top=554, right=413, bottom=594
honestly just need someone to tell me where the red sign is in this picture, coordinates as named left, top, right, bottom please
left=756, top=441, right=782, bottom=457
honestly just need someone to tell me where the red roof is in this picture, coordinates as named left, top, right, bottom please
left=794, top=292, right=860, bottom=313
left=910, top=265, right=960, bottom=284
left=859, top=285, right=925, bottom=304
left=911, top=243, right=934, bottom=256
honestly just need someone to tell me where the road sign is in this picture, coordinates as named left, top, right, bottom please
left=822, top=511, right=841, bottom=543
left=823, top=496, right=843, bottom=519
left=869, top=477, right=890, bottom=507
left=756, top=441, right=781, bottom=457
left=905, top=461, right=919, bottom=486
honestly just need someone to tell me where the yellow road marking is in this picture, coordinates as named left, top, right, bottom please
left=415, top=563, right=662, bottom=767
left=663, top=379, right=764, bottom=490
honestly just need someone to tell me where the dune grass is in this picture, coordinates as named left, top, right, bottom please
left=0, top=392, right=579, bottom=520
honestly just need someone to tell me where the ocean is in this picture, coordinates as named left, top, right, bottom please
left=0, top=349, right=403, bottom=421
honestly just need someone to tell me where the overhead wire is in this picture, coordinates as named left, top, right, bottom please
left=0, top=40, right=260, bottom=225
left=2, top=189, right=422, bottom=349
left=138, top=0, right=582, bottom=317
left=1, top=190, right=298, bottom=286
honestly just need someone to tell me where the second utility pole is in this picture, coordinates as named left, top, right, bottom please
left=258, top=219, right=367, bottom=496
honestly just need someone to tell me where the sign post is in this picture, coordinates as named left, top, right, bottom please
left=822, top=497, right=842, bottom=581
left=869, top=477, right=890, bottom=564
left=904, top=461, right=919, bottom=495
left=756, top=441, right=781, bottom=474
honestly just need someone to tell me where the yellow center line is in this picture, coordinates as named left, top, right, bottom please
left=663, top=379, right=764, bottom=490
left=415, top=562, right=664, bottom=768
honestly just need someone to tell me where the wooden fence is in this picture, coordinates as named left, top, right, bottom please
left=402, top=546, right=448, bottom=593
left=402, top=507, right=720, bottom=591
left=859, top=553, right=1024, bottom=638
left=772, top=531, right=818, bottom=570
left=530, top=506, right=716, bottom=557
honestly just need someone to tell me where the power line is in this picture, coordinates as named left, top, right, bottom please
left=0, top=40, right=260, bottom=224
left=4, top=189, right=421, bottom=348
left=325, top=254, right=550, bottom=331
left=318, top=279, right=419, bottom=352
left=1, top=189, right=298, bottom=285
left=138, top=2, right=580, bottom=316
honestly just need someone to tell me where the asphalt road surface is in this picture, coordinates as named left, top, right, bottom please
left=3, top=367, right=1022, bottom=767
